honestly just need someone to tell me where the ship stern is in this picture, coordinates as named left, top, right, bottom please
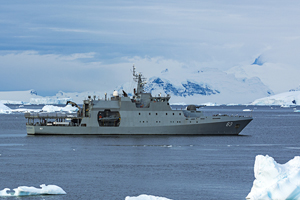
left=26, top=125, right=36, bottom=135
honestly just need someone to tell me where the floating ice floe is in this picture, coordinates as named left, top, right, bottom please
left=243, top=109, right=253, bottom=112
left=0, top=184, right=66, bottom=196
left=246, top=155, right=300, bottom=200
left=125, top=194, right=172, bottom=200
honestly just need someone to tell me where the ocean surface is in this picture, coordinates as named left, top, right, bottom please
left=1, top=105, right=300, bottom=199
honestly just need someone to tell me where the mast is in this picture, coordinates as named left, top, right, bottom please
left=133, top=65, right=146, bottom=94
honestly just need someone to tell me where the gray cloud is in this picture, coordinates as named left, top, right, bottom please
left=1, top=0, right=300, bottom=95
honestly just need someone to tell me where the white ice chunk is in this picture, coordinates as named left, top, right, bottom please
left=125, top=194, right=172, bottom=200
left=0, top=184, right=66, bottom=196
left=0, top=188, right=11, bottom=196
left=42, top=104, right=78, bottom=113
left=246, top=155, right=300, bottom=200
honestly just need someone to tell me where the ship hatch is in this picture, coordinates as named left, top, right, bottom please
left=98, top=110, right=121, bottom=127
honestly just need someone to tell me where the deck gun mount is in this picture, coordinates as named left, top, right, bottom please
left=186, top=105, right=206, bottom=111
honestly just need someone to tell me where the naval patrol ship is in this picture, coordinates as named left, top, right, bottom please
left=25, top=66, right=252, bottom=135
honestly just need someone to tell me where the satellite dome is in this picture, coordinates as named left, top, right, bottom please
left=113, top=91, right=119, bottom=97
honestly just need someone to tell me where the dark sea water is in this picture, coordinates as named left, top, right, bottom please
left=1, top=105, right=300, bottom=199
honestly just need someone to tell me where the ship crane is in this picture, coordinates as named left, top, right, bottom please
left=66, top=100, right=81, bottom=113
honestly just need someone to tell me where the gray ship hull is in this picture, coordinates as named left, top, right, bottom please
left=25, top=66, right=253, bottom=136
left=26, top=118, right=252, bottom=135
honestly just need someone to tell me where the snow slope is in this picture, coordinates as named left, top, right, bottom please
left=251, top=90, right=300, bottom=105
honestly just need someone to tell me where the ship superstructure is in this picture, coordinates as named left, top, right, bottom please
left=25, top=66, right=252, bottom=135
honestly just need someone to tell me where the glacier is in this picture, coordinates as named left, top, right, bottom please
left=247, top=155, right=300, bottom=200
left=0, top=184, right=66, bottom=196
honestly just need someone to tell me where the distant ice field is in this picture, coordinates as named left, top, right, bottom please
left=0, top=106, right=300, bottom=199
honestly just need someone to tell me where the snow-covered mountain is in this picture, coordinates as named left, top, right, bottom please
left=145, top=77, right=220, bottom=97
left=0, top=67, right=275, bottom=105
left=118, top=67, right=273, bottom=104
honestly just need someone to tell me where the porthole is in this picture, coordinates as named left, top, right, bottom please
left=166, top=113, right=168, bottom=115
left=139, top=113, right=141, bottom=115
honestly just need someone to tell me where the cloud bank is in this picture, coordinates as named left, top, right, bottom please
left=1, top=0, right=300, bottom=98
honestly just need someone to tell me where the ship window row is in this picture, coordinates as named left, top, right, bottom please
left=138, top=121, right=182, bottom=123
left=140, top=120, right=189, bottom=123
left=139, top=112, right=182, bottom=116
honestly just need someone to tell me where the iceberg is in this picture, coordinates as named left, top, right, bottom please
left=0, top=184, right=66, bottom=196
left=251, top=91, right=300, bottom=105
left=42, top=105, right=78, bottom=113
left=246, top=155, right=300, bottom=200
left=125, top=194, right=172, bottom=200
left=0, top=102, right=11, bottom=114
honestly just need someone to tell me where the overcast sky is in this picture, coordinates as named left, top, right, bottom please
left=1, top=0, right=300, bottom=95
